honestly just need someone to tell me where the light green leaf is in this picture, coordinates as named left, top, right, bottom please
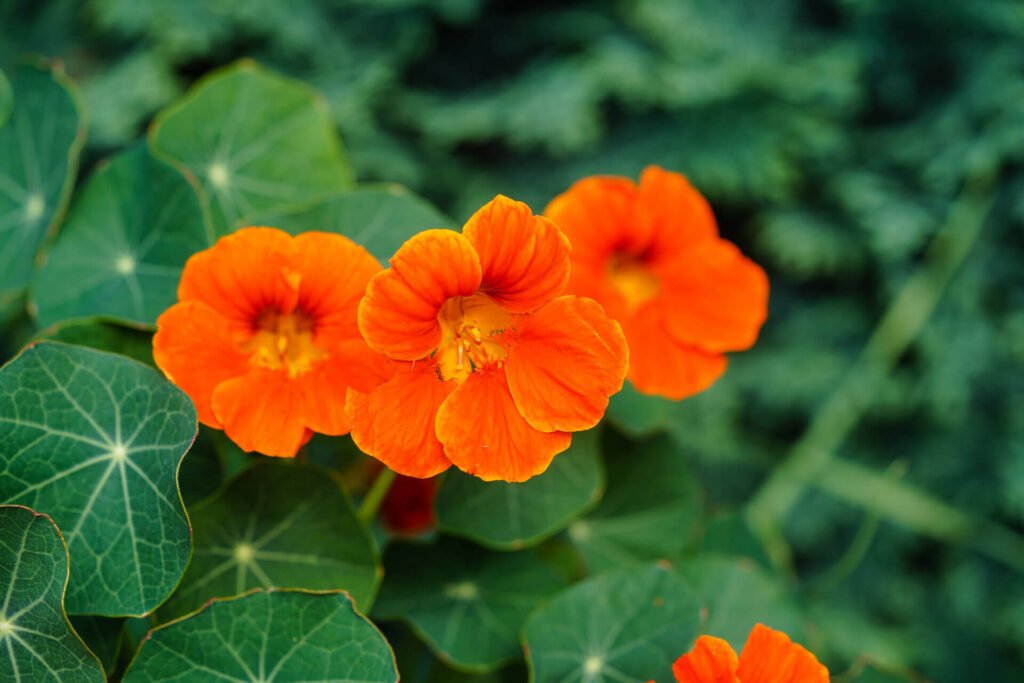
left=0, top=342, right=196, bottom=616
left=606, top=383, right=676, bottom=437
left=33, top=319, right=154, bottom=367
left=374, top=537, right=567, bottom=672
left=68, top=615, right=123, bottom=675
left=0, top=63, right=85, bottom=317
left=0, top=69, right=11, bottom=127
left=568, top=434, right=702, bottom=572
left=523, top=564, right=702, bottom=683
left=436, top=429, right=604, bottom=550
left=31, top=145, right=209, bottom=327
left=124, top=589, right=398, bottom=682
left=150, top=59, right=353, bottom=235
left=679, top=556, right=803, bottom=647
left=160, top=462, right=380, bottom=620
left=0, top=505, right=105, bottom=682
left=248, top=184, right=453, bottom=263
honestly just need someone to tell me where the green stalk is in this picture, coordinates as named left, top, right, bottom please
left=358, top=467, right=397, bottom=525
left=746, top=166, right=997, bottom=569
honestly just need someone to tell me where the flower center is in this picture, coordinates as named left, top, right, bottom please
left=244, top=309, right=327, bottom=377
left=435, top=293, right=514, bottom=383
left=608, top=252, right=659, bottom=312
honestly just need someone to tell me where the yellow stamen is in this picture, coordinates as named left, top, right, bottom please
left=608, top=253, right=659, bottom=312
left=435, top=294, right=513, bottom=382
left=243, top=309, right=327, bottom=378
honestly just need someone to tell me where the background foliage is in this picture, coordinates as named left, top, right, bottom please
left=2, top=1, right=1024, bottom=681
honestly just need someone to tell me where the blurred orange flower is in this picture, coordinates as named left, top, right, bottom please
left=670, top=624, right=828, bottom=683
left=153, top=227, right=388, bottom=457
left=546, top=166, right=769, bottom=400
left=348, top=195, right=628, bottom=482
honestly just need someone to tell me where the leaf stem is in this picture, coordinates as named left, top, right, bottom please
left=358, top=467, right=397, bottom=525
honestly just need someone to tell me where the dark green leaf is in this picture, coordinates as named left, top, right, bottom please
left=150, top=60, right=353, bottom=234
left=436, top=429, right=604, bottom=550
left=68, top=615, right=123, bottom=675
left=374, top=537, right=567, bottom=672
left=0, top=69, right=11, bottom=127
left=31, top=145, right=210, bottom=326
left=0, top=505, right=105, bottom=682
left=0, top=343, right=196, bottom=616
left=679, top=556, right=803, bottom=647
left=0, top=63, right=85, bottom=316
left=249, top=184, right=453, bottom=263
left=33, top=319, right=155, bottom=366
left=123, top=589, right=398, bottom=682
left=605, top=383, right=676, bottom=437
left=160, top=462, right=380, bottom=620
left=523, top=564, right=702, bottom=683
left=569, top=434, right=702, bottom=572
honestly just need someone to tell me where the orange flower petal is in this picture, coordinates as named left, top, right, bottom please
left=346, top=362, right=454, bottom=478
left=211, top=369, right=310, bottom=457
left=736, top=624, right=829, bottom=683
left=359, top=229, right=481, bottom=360
left=637, top=166, right=719, bottom=259
left=545, top=176, right=645, bottom=269
left=656, top=239, right=769, bottom=353
left=505, top=296, right=628, bottom=432
left=293, top=231, right=381, bottom=343
left=153, top=301, right=251, bottom=429
left=672, top=635, right=740, bottom=683
left=624, top=305, right=727, bottom=400
left=435, top=367, right=571, bottom=482
left=463, top=195, right=570, bottom=312
left=178, top=227, right=299, bottom=330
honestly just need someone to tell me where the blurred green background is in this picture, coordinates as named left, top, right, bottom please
left=2, top=1, right=1023, bottom=681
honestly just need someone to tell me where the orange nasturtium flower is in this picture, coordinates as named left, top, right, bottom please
left=347, top=195, right=629, bottom=482
left=546, top=166, right=769, bottom=400
left=669, top=624, right=828, bottom=683
left=153, top=227, right=388, bottom=457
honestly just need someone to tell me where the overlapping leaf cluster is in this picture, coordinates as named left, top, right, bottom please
left=1, top=1, right=1023, bottom=681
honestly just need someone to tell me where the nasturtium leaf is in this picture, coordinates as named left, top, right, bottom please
left=679, top=556, right=803, bottom=647
left=174, top=430, right=226, bottom=507
left=523, top=564, right=702, bottom=683
left=695, top=512, right=773, bottom=569
left=150, top=59, right=353, bottom=235
left=436, top=429, right=604, bottom=550
left=851, top=664, right=919, bottom=683
left=0, top=63, right=85, bottom=317
left=0, top=69, right=11, bottom=127
left=31, top=145, right=210, bottom=326
left=0, top=343, right=196, bottom=616
left=247, top=184, right=453, bottom=264
left=34, top=318, right=155, bottom=366
left=606, top=383, right=676, bottom=437
left=390, top=623, right=526, bottom=683
left=69, top=615, right=123, bottom=674
left=568, top=433, right=702, bottom=572
left=123, top=589, right=398, bottom=683
left=160, top=462, right=380, bottom=620
left=0, top=505, right=105, bottom=682
left=374, top=537, right=567, bottom=672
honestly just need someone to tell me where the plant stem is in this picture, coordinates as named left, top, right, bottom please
left=358, top=467, right=397, bottom=525
left=746, top=165, right=997, bottom=570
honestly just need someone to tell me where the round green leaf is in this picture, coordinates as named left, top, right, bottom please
left=33, top=318, right=155, bottom=367
left=0, top=69, right=11, bottom=127
left=523, top=564, right=702, bottom=683
left=679, top=556, right=803, bottom=647
left=436, top=429, right=604, bottom=550
left=0, top=63, right=85, bottom=316
left=124, top=589, right=398, bottom=682
left=0, top=505, right=105, bottom=682
left=606, top=383, right=676, bottom=437
left=248, top=184, right=453, bottom=263
left=0, top=342, right=196, bottom=616
left=31, top=145, right=210, bottom=327
left=374, top=537, right=567, bottom=672
left=568, top=434, right=702, bottom=572
left=150, top=59, right=353, bottom=235
left=160, top=461, right=381, bottom=620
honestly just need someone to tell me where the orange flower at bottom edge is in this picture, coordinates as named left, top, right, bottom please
left=347, top=195, right=629, bottom=483
left=669, top=624, right=828, bottom=683
left=153, top=227, right=389, bottom=457
left=546, top=166, right=769, bottom=400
